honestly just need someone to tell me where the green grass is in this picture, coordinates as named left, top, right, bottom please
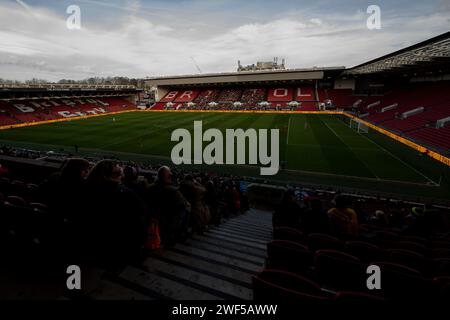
left=1, top=111, right=449, bottom=202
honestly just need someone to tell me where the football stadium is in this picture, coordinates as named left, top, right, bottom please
left=1, top=0, right=450, bottom=313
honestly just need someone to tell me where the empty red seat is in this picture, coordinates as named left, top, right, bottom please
left=432, top=248, right=450, bottom=259
left=345, top=241, right=386, bottom=262
left=370, top=262, right=431, bottom=301
left=6, top=195, right=27, bottom=207
left=387, top=249, right=429, bottom=274
left=267, top=240, right=313, bottom=275
left=314, top=250, right=367, bottom=291
left=401, top=235, right=430, bottom=247
left=273, top=227, right=306, bottom=244
left=432, top=241, right=450, bottom=249
left=29, top=202, right=49, bottom=212
left=390, top=241, right=428, bottom=256
left=433, top=258, right=450, bottom=277
left=433, top=276, right=450, bottom=299
left=307, top=233, right=343, bottom=251
left=253, top=269, right=329, bottom=302
left=334, top=291, right=386, bottom=303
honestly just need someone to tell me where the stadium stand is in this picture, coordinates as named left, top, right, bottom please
left=217, top=88, right=243, bottom=102
left=0, top=97, right=136, bottom=126
left=153, top=86, right=320, bottom=111
left=267, top=88, right=294, bottom=102
left=318, top=89, right=356, bottom=108
left=314, top=82, right=450, bottom=152
left=174, top=90, right=199, bottom=103
left=1, top=145, right=449, bottom=301
left=409, top=126, right=450, bottom=150
left=240, top=88, right=266, bottom=106
left=194, top=89, right=221, bottom=107
left=264, top=191, right=450, bottom=302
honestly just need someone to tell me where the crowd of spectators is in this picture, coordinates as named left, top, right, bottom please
left=194, top=90, right=220, bottom=106
left=0, top=148, right=249, bottom=274
left=2, top=145, right=450, bottom=302
left=273, top=189, right=450, bottom=240
left=240, top=88, right=266, bottom=105
left=217, top=89, right=242, bottom=102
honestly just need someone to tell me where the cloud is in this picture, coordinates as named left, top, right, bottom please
left=0, top=1, right=448, bottom=81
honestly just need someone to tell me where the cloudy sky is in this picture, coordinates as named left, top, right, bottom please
left=0, top=0, right=449, bottom=81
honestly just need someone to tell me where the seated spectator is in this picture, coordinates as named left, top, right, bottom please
left=327, top=195, right=359, bottom=238
left=83, top=160, right=147, bottom=270
left=123, top=165, right=148, bottom=199
left=39, top=158, right=91, bottom=259
left=368, top=210, right=389, bottom=227
left=0, top=162, right=8, bottom=176
left=204, top=180, right=221, bottom=226
left=273, top=189, right=302, bottom=228
left=180, top=175, right=211, bottom=234
left=224, top=181, right=241, bottom=217
left=147, top=166, right=190, bottom=246
left=302, top=198, right=330, bottom=233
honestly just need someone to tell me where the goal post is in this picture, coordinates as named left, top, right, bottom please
left=350, top=118, right=369, bottom=134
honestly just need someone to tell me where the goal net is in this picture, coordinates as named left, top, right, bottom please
left=350, top=118, right=369, bottom=134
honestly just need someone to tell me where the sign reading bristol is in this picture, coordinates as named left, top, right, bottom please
left=171, top=121, right=280, bottom=176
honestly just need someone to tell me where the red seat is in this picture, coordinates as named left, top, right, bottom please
left=432, top=248, right=450, bottom=259
left=345, top=241, right=386, bottom=262
left=6, top=195, right=27, bottom=207
left=267, top=240, right=313, bottom=275
left=253, top=269, right=329, bottom=302
left=273, top=227, right=306, bottom=244
left=432, top=241, right=450, bottom=249
left=433, top=258, right=450, bottom=277
left=314, top=250, right=366, bottom=291
left=370, top=262, right=431, bottom=301
left=334, top=291, right=386, bottom=303
left=401, top=236, right=430, bottom=247
left=391, top=241, right=428, bottom=256
left=29, top=202, right=49, bottom=212
left=307, top=233, right=343, bottom=251
left=387, top=249, right=429, bottom=274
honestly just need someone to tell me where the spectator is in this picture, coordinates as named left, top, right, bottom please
left=224, top=181, right=241, bottom=217
left=273, top=189, right=302, bottom=228
left=147, top=166, right=190, bottom=246
left=83, top=160, right=146, bottom=270
left=0, top=162, right=8, bottom=176
left=39, top=158, right=91, bottom=265
left=180, top=175, right=211, bottom=234
left=204, top=180, right=221, bottom=226
left=368, top=210, right=389, bottom=227
left=327, top=196, right=359, bottom=238
left=302, top=198, right=330, bottom=233
left=123, top=165, right=148, bottom=199
left=39, top=158, right=90, bottom=222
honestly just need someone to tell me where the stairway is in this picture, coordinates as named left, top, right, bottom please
left=89, top=209, right=273, bottom=300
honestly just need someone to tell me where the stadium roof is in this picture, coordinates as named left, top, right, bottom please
left=0, top=84, right=137, bottom=90
left=345, top=31, right=450, bottom=75
left=146, top=67, right=344, bottom=87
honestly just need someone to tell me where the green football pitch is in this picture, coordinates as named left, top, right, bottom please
left=1, top=111, right=449, bottom=201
